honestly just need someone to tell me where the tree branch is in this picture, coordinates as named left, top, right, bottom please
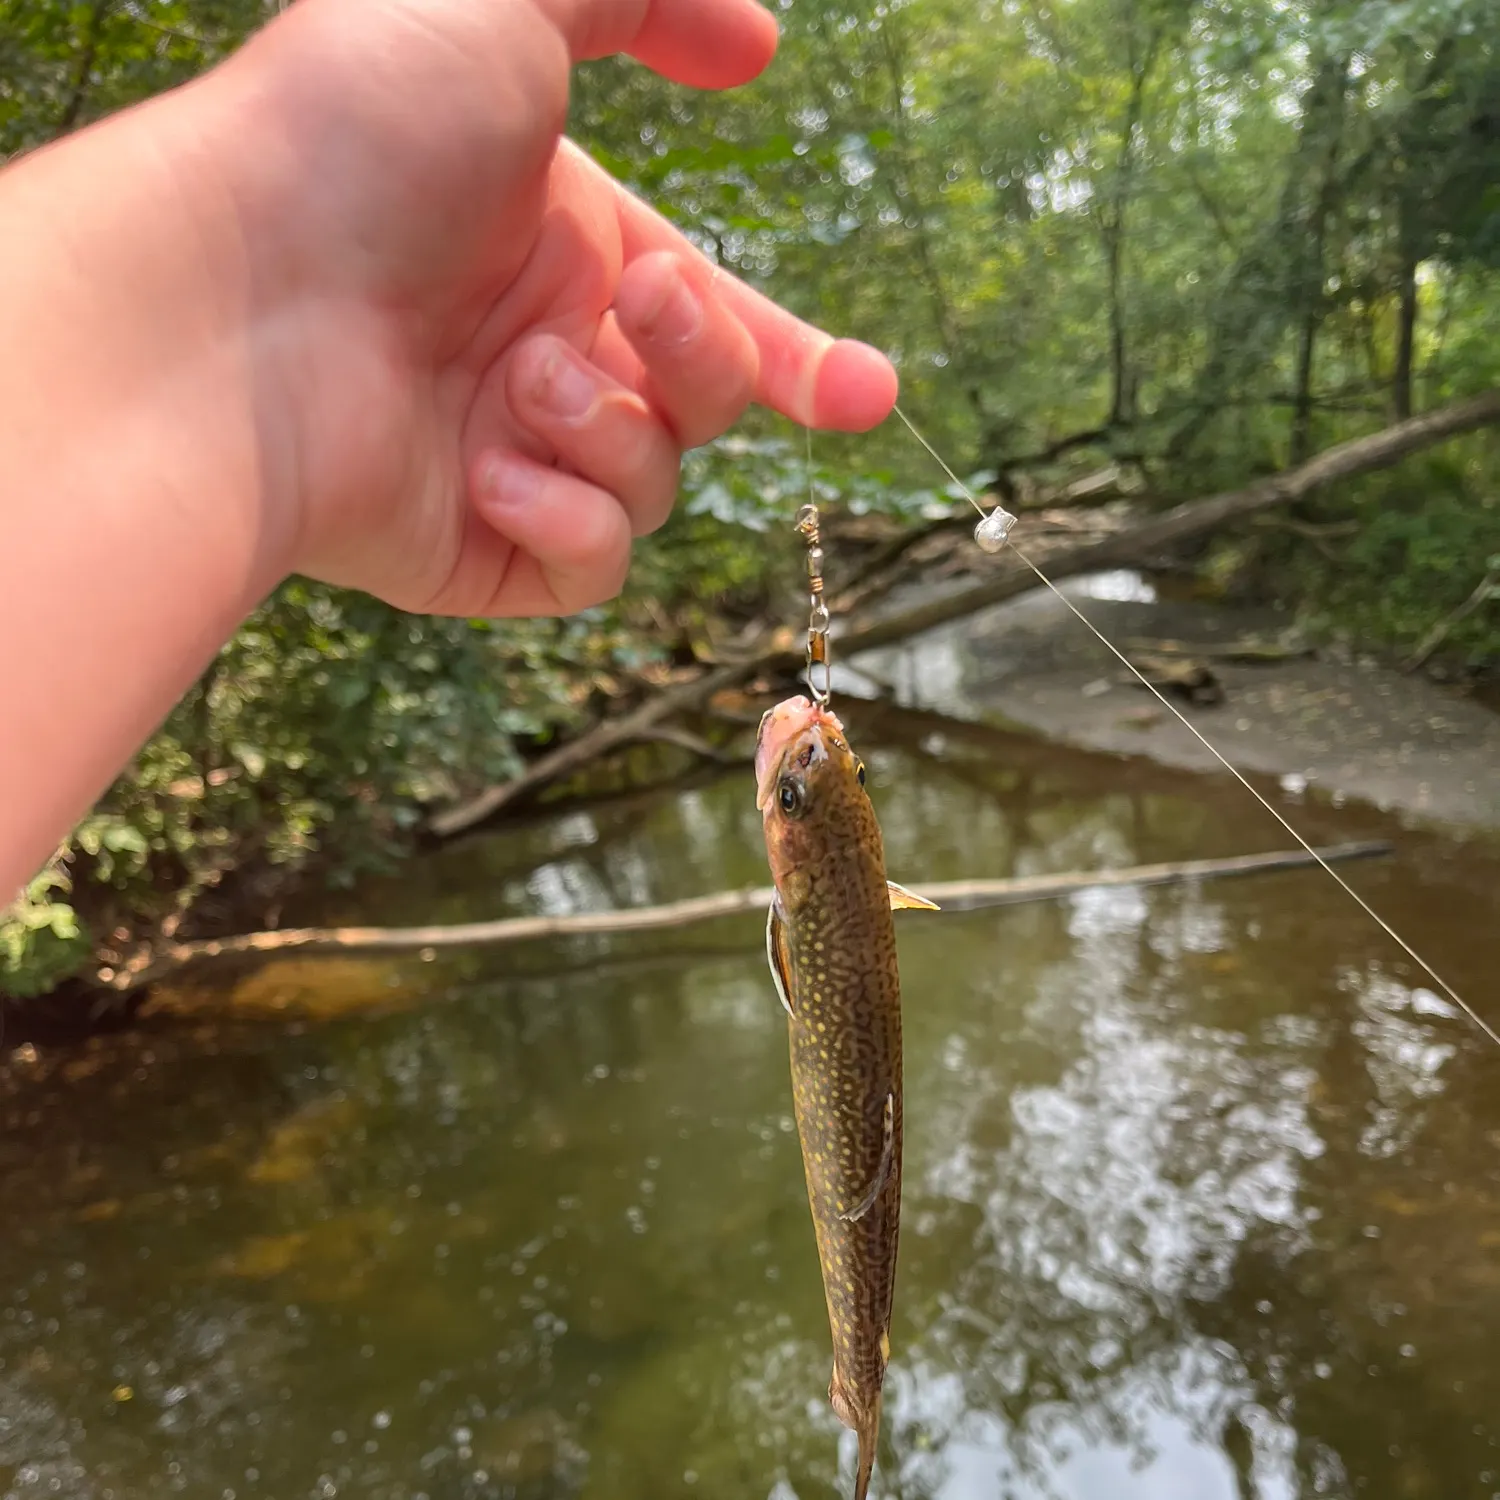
left=1403, top=563, right=1500, bottom=672
left=101, top=842, right=1391, bottom=995
left=1002, top=426, right=1120, bottom=472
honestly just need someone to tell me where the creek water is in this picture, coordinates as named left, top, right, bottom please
left=2, top=694, right=1499, bottom=1500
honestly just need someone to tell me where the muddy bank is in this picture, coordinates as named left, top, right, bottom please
left=849, top=571, right=1500, bottom=833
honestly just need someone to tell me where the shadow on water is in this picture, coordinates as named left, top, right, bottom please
left=2, top=694, right=1500, bottom=1499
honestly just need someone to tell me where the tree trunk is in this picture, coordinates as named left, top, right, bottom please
left=56, top=1, right=109, bottom=136
left=1286, top=55, right=1350, bottom=465
left=1101, top=19, right=1161, bottom=429
left=1105, top=220, right=1131, bottom=428
left=1393, top=256, right=1419, bottom=421
left=1290, top=307, right=1319, bottom=465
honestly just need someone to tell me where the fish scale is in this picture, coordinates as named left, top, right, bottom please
left=755, top=695, right=937, bottom=1500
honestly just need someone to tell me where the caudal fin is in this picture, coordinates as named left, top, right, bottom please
left=853, top=1394, right=882, bottom=1500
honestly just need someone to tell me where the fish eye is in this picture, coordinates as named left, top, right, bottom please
left=856, top=761, right=867, bottom=787
left=778, top=778, right=806, bottom=818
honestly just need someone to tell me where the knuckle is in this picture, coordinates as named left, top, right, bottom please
left=658, top=344, right=758, bottom=451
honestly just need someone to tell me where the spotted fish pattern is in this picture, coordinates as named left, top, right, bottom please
left=755, top=696, right=937, bottom=1500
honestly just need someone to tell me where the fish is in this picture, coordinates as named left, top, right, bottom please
left=754, top=694, right=938, bottom=1500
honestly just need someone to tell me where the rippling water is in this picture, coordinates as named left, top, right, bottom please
left=2, top=700, right=1498, bottom=1500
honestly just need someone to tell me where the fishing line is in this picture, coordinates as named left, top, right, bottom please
left=889, top=404, right=1498, bottom=1051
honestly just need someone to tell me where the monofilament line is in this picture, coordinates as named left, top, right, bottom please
left=892, top=405, right=1497, bottom=1050
left=893, top=405, right=988, bottom=518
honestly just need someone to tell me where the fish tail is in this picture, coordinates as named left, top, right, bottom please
left=853, top=1392, right=882, bottom=1500
left=830, top=1370, right=882, bottom=1500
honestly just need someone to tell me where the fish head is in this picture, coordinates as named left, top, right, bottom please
left=755, top=695, right=871, bottom=886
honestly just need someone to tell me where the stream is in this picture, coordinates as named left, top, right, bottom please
left=2, top=692, right=1499, bottom=1500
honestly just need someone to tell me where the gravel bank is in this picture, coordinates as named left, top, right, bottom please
left=850, top=571, right=1500, bottom=832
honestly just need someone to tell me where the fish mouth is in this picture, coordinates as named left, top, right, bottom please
left=755, top=695, right=845, bottom=810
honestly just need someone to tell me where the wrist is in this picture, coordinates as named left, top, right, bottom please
left=0, top=80, right=309, bottom=890
left=1, top=81, right=301, bottom=607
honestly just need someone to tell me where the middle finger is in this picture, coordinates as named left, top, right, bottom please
left=504, top=333, right=682, bottom=536
left=607, top=250, right=760, bottom=450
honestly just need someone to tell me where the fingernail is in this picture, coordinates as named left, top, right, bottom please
left=476, top=452, right=541, bottom=513
left=640, top=271, right=702, bottom=347
left=531, top=344, right=599, bottom=422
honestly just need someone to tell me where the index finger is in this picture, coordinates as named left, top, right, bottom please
left=558, top=142, right=899, bottom=432
left=535, top=0, right=780, bottom=89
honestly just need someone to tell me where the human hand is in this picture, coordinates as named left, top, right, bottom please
left=200, top=0, right=897, bottom=616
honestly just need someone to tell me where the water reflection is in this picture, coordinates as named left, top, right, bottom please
left=1, top=707, right=1498, bottom=1499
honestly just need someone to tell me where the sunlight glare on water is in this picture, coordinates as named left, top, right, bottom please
left=1075, top=570, right=1158, bottom=603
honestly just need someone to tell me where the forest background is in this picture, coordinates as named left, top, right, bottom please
left=3, top=0, right=1497, bottom=1001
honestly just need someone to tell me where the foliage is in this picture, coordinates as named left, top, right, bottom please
left=0, top=860, right=90, bottom=1000
left=575, top=0, right=1500, bottom=477
left=1286, top=456, right=1500, bottom=663
left=0, top=0, right=262, bottom=157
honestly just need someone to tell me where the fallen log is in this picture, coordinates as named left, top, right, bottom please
left=426, top=662, right=749, bottom=839
left=840, top=391, right=1500, bottom=655
left=100, top=840, right=1391, bottom=995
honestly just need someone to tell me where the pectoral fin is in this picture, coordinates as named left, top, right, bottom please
left=887, top=879, right=940, bottom=912
left=765, top=897, right=795, bottom=1018
left=839, top=1092, right=895, bottom=1223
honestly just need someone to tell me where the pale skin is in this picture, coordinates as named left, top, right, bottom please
left=0, top=0, right=898, bottom=902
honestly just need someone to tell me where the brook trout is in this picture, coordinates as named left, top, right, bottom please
left=755, top=695, right=937, bottom=1500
